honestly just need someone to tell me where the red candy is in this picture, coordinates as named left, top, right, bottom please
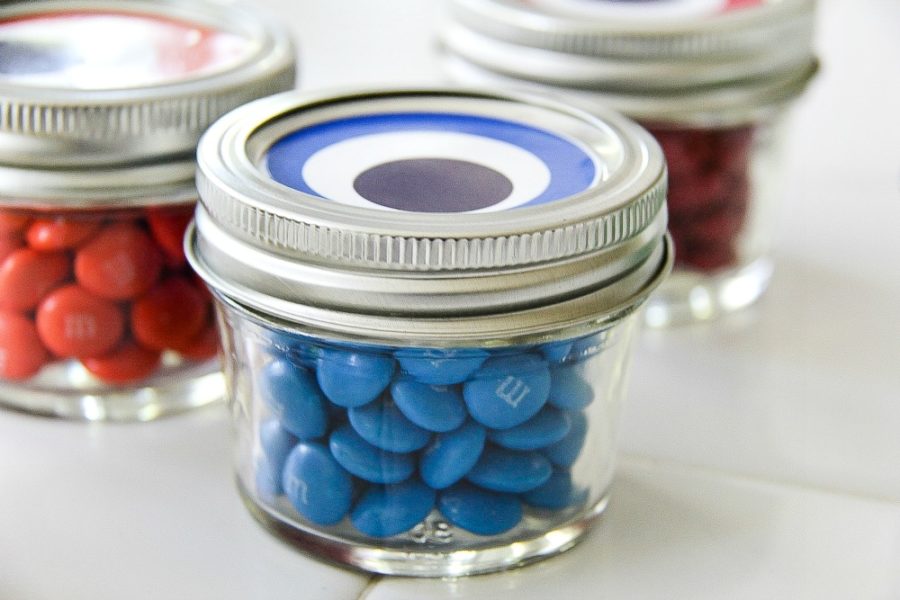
left=0, top=311, right=48, bottom=380
left=131, top=276, right=208, bottom=351
left=82, top=340, right=162, bottom=384
left=36, top=284, right=125, bottom=358
left=26, top=218, right=102, bottom=251
left=146, top=208, right=193, bottom=266
left=649, top=124, right=755, bottom=273
left=75, top=223, right=164, bottom=300
left=0, top=232, right=24, bottom=264
left=0, top=205, right=217, bottom=385
left=172, top=321, right=220, bottom=360
left=0, top=248, right=71, bottom=311
left=0, top=211, right=30, bottom=234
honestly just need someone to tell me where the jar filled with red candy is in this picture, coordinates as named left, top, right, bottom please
left=441, top=0, right=818, bottom=325
left=0, top=0, right=295, bottom=419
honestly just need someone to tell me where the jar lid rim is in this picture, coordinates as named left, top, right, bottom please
left=0, top=0, right=296, bottom=166
left=191, top=88, right=670, bottom=326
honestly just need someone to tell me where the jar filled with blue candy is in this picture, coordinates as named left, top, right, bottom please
left=188, top=88, right=672, bottom=576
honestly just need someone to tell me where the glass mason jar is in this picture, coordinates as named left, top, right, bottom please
left=188, top=88, right=672, bottom=576
left=442, top=0, right=818, bottom=326
left=0, top=0, right=295, bottom=420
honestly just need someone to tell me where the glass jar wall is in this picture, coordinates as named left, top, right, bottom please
left=222, top=299, right=639, bottom=575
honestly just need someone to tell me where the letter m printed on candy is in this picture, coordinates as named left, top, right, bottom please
left=496, top=375, right=530, bottom=408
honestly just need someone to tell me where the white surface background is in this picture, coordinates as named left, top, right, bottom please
left=2, top=0, right=899, bottom=598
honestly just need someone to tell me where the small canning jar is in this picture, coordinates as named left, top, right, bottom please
left=0, top=0, right=295, bottom=419
left=442, top=0, right=818, bottom=325
left=188, top=88, right=671, bottom=575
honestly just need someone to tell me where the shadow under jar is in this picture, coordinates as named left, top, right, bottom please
left=188, top=88, right=672, bottom=576
left=442, top=0, right=818, bottom=326
left=0, top=0, right=295, bottom=420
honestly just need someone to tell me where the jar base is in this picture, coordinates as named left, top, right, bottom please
left=237, top=478, right=609, bottom=577
left=642, top=257, right=773, bottom=327
left=0, top=359, right=224, bottom=421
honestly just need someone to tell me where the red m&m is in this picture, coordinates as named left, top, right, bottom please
left=75, top=223, right=164, bottom=300
left=0, top=248, right=71, bottom=311
left=0, top=205, right=219, bottom=385
left=0, top=311, right=48, bottom=380
left=36, top=284, right=125, bottom=358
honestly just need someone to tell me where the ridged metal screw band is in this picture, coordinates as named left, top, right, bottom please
left=197, top=168, right=667, bottom=271
left=450, top=0, right=815, bottom=59
left=0, top=74, right=294, bottom=141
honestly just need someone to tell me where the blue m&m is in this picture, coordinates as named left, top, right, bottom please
left=348, top=395, right=432, bottom=453
left=317, top=347, right=395, bottom=407
left=463, top=354, right=551, bottom=429
left=259, top=358, right=328, bottom=440
left=391, top=379, right=468, bottom=433
left=282, top=441, right=354, bottom=526
left=420, top=420, right=486, bottom=489
left=255, top=333, right=601, bottom=539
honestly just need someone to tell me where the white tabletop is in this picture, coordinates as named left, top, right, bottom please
left=2, top=0, right=899, bottom=598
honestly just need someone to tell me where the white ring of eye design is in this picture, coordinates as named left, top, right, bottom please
left=300, top=131, right=552, bottom=213
left=526, top=0, right=729, bottom=20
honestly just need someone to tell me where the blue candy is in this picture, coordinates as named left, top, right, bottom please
left=350, top=479, right=436, bottom=538
left=466, top=446, right=552, bottom=493
left=539, top=340, right=573, bottom=364
left=317, top=347, right=395, bottom=408
left=463, top=354, right=551, bottom=429
left=548, top=364, right=595, bottom=410
left=543, top=411, right=588, bottom=468
left=486, top=405, right=571, bottom=450
left=348, top=395, right=432, bottom=453
left=255, top=457, right=282, bottom=503
left=419, top=420, right=486, bottom=490
left=568, top=332, right=608, bottom=360
left=259, top=358, right=328, bottom=440
left=282, top=442, right=353, bottom=526
left=329, top=424, right=414, bottom=484
left=395, top=348, right=488, bottom=385
left=264, top=328, right=319, bottom=364
left=259, top=418, right=298, bottom=494
left=522, top=469, right=588, bottom=510
left=391, top=380, right=467, bottom=433
left=438, top=482, right=522, bottom=536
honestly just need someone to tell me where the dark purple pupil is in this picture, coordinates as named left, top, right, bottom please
left=352, top=158, right=513, bottom=213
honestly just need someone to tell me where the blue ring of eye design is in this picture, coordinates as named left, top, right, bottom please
left=265, top=113, right=598, bottom=214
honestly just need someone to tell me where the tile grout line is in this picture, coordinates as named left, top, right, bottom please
left=619, top=452, right=900, bottom=508
left=355, top=575, right=384, bottom=600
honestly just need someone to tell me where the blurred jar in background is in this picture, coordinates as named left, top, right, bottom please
left=0, top=0, right=295, bottom=420
left=442, top=0, right=818, bottom=326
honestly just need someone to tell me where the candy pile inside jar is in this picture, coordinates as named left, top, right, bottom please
left=0, top=207, right=217, bottom=383
left=253, top=332, right=605, bottom=538
left=649, top=125, right=754, bottom=272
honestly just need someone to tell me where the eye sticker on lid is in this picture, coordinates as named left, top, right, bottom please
left=265, top=113, right=598, bottom=214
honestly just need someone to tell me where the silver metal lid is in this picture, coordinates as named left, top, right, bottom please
left=189, top=88, right=671, bottom=345
left=444, top=0, right=818, bottom=115
left=441, top=49, right=819, bottom=126
left=0, top=0, right=296, bottom=167
left=449, top=0, right=815, bottom=61
left=0, top=157, right=197, bottom=210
